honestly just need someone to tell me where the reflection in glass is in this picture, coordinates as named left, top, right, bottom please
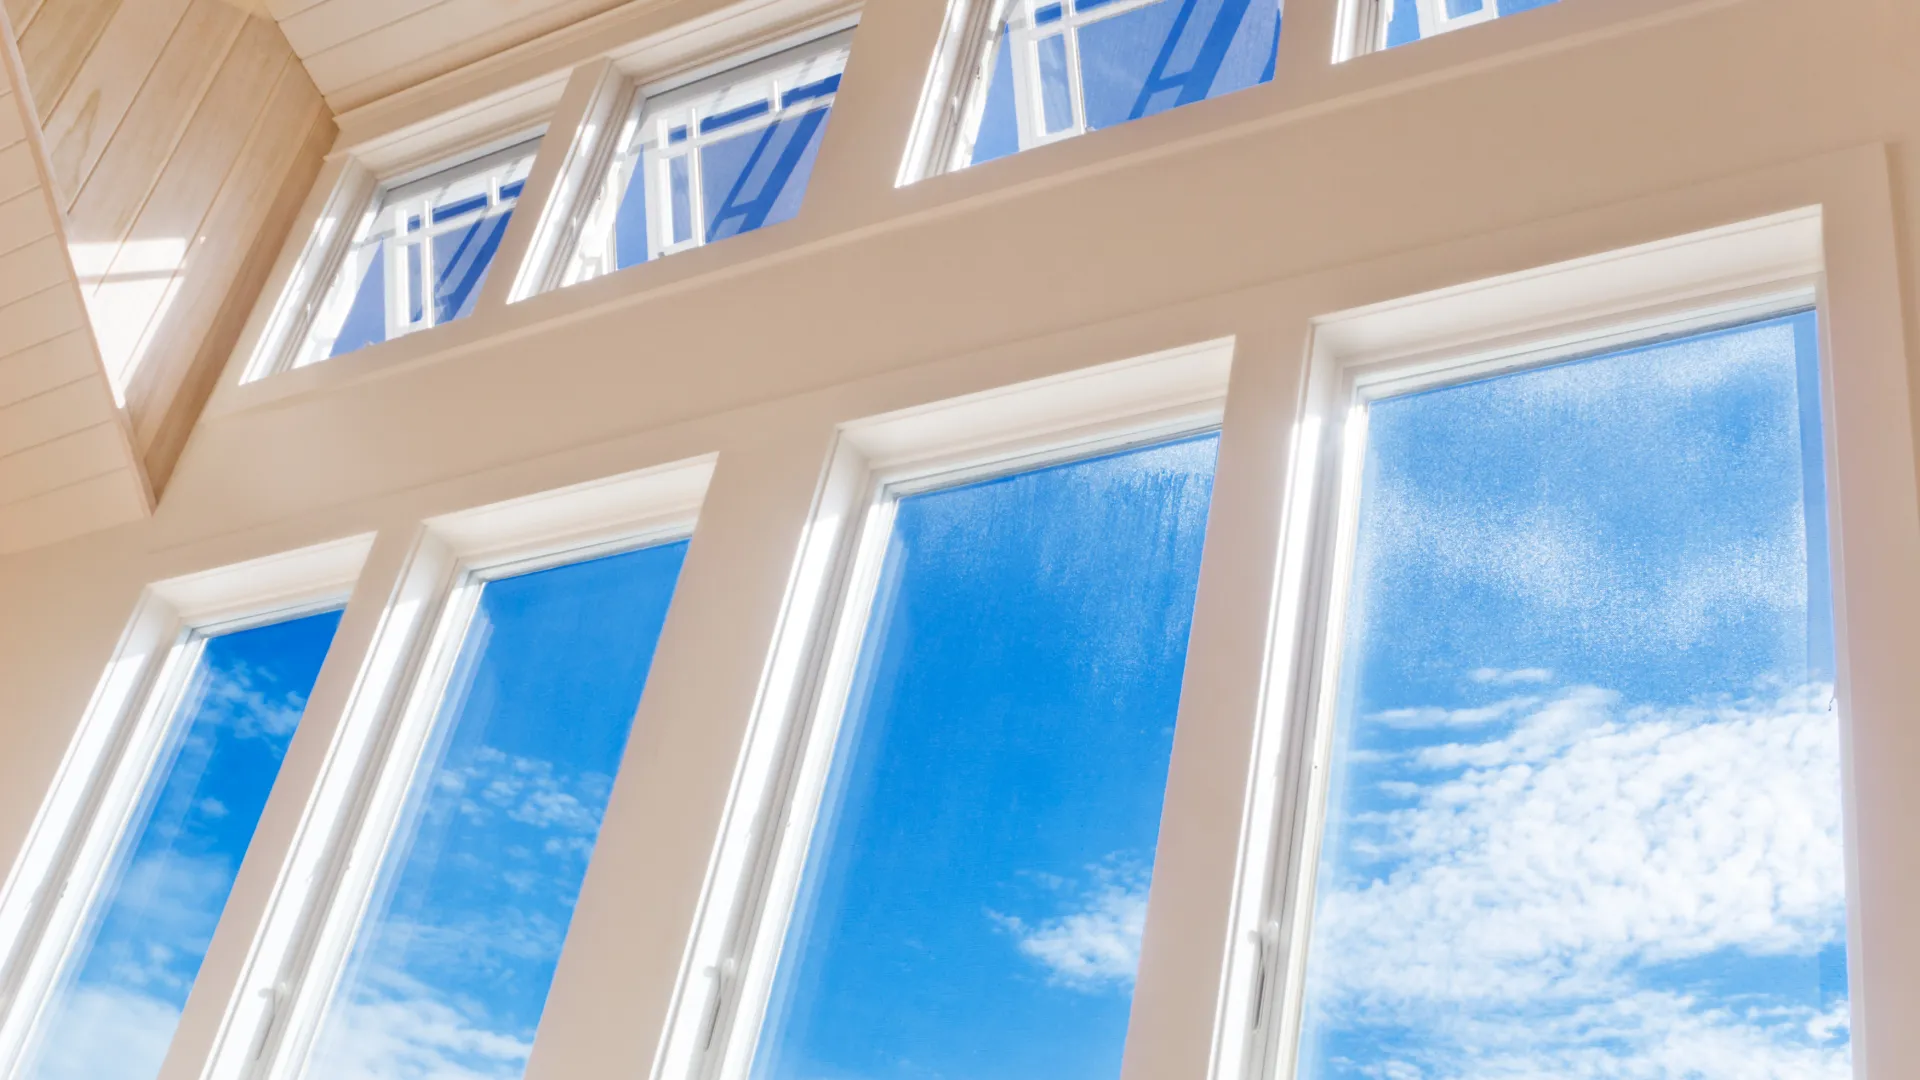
left=1382, top=0, right=1559, bottom=48
left=969, top=0, right=1282, bottom=168
left=303, top=541, right=687, bottom=1080
left=23, top=610, right=344, bottom=1080
left=753, top=434, right=1219, bottom=1080
left=1297, top=313, right=1849, bottom=1078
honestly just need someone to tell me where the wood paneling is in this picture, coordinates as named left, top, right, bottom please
left=271, top=0, right=627, bottom=111
left=8, top=0, right=335, bottom=503
left=0, top=0, right=334, bottom=551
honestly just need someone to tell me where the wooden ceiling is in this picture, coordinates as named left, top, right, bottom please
left=265, top=0, right=636, bottom=112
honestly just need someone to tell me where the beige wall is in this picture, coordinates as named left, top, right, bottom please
left=7, top=0, right=332, bottom=490
left=0, top=0, right=1917, bottom=1075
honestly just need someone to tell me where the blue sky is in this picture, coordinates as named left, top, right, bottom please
left=305, top=540, right=687, bottom=1080
left=26, top=610, right=343, bottom=1080
left=1299, top=312, right=1850, bottom=1078
left=970, top=0, right=1281, bottom=167
left=1385, top=0, right=1561, bottom=48
left=753, top=434, right=1219, bottom=1080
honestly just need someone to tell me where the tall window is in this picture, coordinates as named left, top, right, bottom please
left=938, top=0, right=1281, bottom=173
left=1293, top=313, right=1849, bottom=1076
left=18, top=610, right=343, bottom=1080
left=296, top=141, right=539, bottom=366
left=745, top=434, right=1218, bottom=1080
left=298, top=539, right=687, bottom=1080
left=563, top=34, right=849, bottom=285
left=1364, top=0, right=1559, bottom=50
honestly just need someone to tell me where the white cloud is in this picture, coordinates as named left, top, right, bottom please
left=450, top=748, right=610, bottom=838
left=1470, top=667, right=1554, bottom=686
left=993, top=872, right=1149, bottom=990
left=197, top=661, right=310, bottom=740
left=308, top=970, right=533, bottom=1080
left=1305, top=682, right=1850, bottom=1077
left=1371, top=695, right=1539, bottom=729
left=25, top=985, right=180, bottom=1080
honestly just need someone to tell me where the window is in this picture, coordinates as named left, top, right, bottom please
left=922, top=0, right=1281, bottom=175
left=294, top=141, right=540, bottom=366
left=735, top=432, right=1218, bottom=1080
left=562, top=33, right=849, bottom=285
left=1290, top=312, right=1848, bottom=1077
left=1358, top=0, right=1559, bottom=51
left=296, top=538, right=688, bottom=1080
left=15, top=609, right=343, bottom=1080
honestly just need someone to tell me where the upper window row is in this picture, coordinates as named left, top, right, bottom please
left=252, top=0, right=1564, bottom=378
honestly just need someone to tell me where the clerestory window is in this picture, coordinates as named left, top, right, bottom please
left=912, top=0, right=1282, bottom=177
left=295, top=141, right=539, bottom=366
left=562, top=33, right=850, bottom=285
left=1358, top=0, right=1560, bottom=52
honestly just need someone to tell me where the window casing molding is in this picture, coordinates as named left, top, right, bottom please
left=1208, top=208, right=1834, bottom=1080
left=0, top=537, right=373, bottom=1080
left=646, top=341, right=1232, bottom=1080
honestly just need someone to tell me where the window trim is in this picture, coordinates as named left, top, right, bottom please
left=199, top=458, right=717, bottom=1080
left=1209, top=209, right=1835, bottom=1080
left=0, top=537, right=373, bottom=1080
left=647, top=340, right=1233, bottom=1080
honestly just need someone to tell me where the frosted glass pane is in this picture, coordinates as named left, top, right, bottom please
left=753, top=434, right=1219, bottom=1080
left=1297, top=313, right=1849, bottom=1078
left=23, top=611, right=343, bottom=1080
left=304, top=541, right=688, bottom=1080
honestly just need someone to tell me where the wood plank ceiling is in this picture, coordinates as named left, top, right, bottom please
left=267, top=0, right=633, bottom=111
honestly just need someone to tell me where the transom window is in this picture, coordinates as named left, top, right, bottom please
left=945, top=0, right=1281, bottom=171
left=1362, top=0, right=1559, bottom=50
left=297, top=141, right=538, bottom=366
left=564, top=34, right=849, bottom=285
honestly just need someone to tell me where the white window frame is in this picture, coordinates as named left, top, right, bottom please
left=1207, top=209, right=1844, bottom=1080
left=1340, top=0, right=1511, bottom=58
left=196, top=458, right=716, bottom=1080
left=562, top=30, right=853, bottom=286
left=1005, top=0, right=1171, bottom=150
left=0, top=537, right=374, bottom=1080
left=645, top=340, right=1234, bottom=1080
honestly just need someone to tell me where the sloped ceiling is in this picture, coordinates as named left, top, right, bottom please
left=264, top=0, right=635, bottom=112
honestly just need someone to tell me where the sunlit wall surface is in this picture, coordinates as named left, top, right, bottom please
left=1380, top=0, right=1558, bottom=49
left=753, top=434, right=1219, bottom=1080
left=303, top=541, right=688, bottom=1080
left=23, top=610, right=344, bottom=1080
left=1298, top=313, right=1849, bottom=1077
left=968, top=0, right=1282, bottom=168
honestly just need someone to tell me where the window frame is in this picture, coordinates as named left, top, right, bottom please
left=647, top=341, right=1233, bottom=1080
left=196, top=459, right=717, bottom=1080
left=240, top=129, right=550, bottom=383
left=1208, top=212, right=1843, bottom=1080
left=0, top=539, right=372, bottom=1080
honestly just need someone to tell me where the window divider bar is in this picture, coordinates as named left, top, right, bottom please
left=496, top=58, right=628, bottom=308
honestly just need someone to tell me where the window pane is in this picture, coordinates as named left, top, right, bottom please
left=572, top=38, right=847, bottom=279
left=303, top=540, right=687, bottom=1080
left=24, top=610, right=344, bottom=1080
left=298, top=142, right=537, bottom=366
left=963, top=0, right=1281, bottom=169
left=1297, top=313, right=1848, bottom=1077
left=1384, top=0, right=1558, bottom=48
left=753, top=434, right=1219, bottom=1080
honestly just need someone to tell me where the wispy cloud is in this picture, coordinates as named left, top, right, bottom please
left=992, top=868, right=1149, bottom=991
left=308, top=967, right=533, bottom=1080
left=1307, top=681, right=1849, bottom=1077
left=1469, top=667, right=1554, bottom=686
left=26, top=986, right=180, bottom=1080
left=1371, top=695, right=1540, bottom=729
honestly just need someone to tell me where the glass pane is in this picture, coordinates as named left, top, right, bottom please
left=326, top=245, right=387, bottom=359
left=753, top=434, right=1220, bottom=1080
left=1036, top=33, right=1076, bottom=134
left=23, top=610, right=344, bottom=1080
left=430, top=210, right=514, bottom=325
left=970, top=30, right=1022, bottom=167
left=1297, top=313, right=1849, bottom=1078
left=668, top=154, right=695, bottom=247
left=698, top=110, right=832, bottom=244
left=612, top=157, right=651, bottom=270
left=304, top=540, right=688, bottom=1080
left=1078, top=0, right=1281, bottom=130
left=1386, top=0, right=1558, bottom=48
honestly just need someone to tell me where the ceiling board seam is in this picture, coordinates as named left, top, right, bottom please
left=36, top=0, right=129, bottom=124
left=0, top=459, right=128, bottom=511
left=56, top=0, right=197, bottom=209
